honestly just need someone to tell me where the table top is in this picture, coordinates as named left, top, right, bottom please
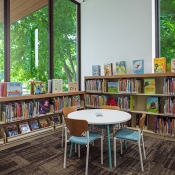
left=67, top=109, right=131, bottom=125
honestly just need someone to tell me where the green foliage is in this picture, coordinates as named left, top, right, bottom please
left=0, top=0, right=77, bottom=90
left=160, top=0, right=175, bottom=71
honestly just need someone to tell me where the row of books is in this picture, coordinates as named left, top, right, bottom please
left=0, top=80, right=79, bottom=97
left=5, top=116, right=61, bottom=137
left=92, top=57, right=175, bottom=76
left=1, top=95, right=81, bottom=123
left=163, top=78, right=175, bottom=95
left=154, top=117, right=175, bottom=137
left=84, top=95, right=136, bottom=111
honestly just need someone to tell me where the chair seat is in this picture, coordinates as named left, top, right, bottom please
left=114, top=128, right=141, bottom=142
left=69, top=132, right=101, bottom=145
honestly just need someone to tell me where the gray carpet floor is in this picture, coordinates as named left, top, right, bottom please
left=0, top=129, right=175, bottom=175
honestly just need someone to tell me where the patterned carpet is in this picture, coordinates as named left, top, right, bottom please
left=0, top=129, right=175, bottom=175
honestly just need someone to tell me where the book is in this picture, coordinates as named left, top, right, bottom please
left=133, top=60, right=144, bottom=74
left=146, top=97, right=159, bottom=113
left=0, top=82, right=7, bottom=97
left=29, top=120, right=40, bottom=131
left=6, top=82, right=22, bottom=97
left=68, top=82, right=78, bottom=92
left=116, top=61, right=126, bottom=75
left=171, top=59, right=175, bottom=72
left=154, top=57, right=166, bottom=73
left=38, top=99, right=50, bottom=114
left=72, top=95, right=81, bottom=108
left=52, top=79, right=63, bottom=93
left=107, top=82, right=118, bottom=93
left=104, top=63, right=113, bottom=76
left=130, top=95, right=136, bottom=111
left=144, top=79, right=156, bottom=94
left=19, top=122, right=31, bottom=134
left=5, top=124, right=18, bottom=137
left=49, top=116, right=61, bottom=125
left=92, top=65, right=101, bottom=76
left=33, top=81, right=46, bottom=94
left=38, top=118, right=49, bottom=128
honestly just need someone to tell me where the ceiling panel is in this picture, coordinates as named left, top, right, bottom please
left=0, top=0, right=48, bottom=24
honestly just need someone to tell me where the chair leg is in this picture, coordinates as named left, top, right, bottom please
left=114, top=137, right=117, bottom=167
left=141, top=135, right=146, bottom=159
left=69, top=142, right=73, bottom=157
left=63, top=140, right=67, bottom=169
left=61, top=117, right=65, bottom=147
left=78, top=144, right=80, bottom=158
left=102, top=129, right=104, bottom=140
left=101, top=135, right=103, bottom=164
left=75, top=144, right=77, bottom=153
left=124, top=140, right=127, bottom=149
left=120, top=139, right=123, bottom=154
left=138, top=142, right=144, bottom=172
left=85, top=143, right=89, bottom=175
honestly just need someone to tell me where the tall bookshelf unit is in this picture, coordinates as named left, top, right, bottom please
left=84, top=73, right=175, bottom=141
left=0, top=91, right=84, bottom=149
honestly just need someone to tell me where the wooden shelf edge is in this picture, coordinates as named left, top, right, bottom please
left=0, top=91, right=85, bottom=102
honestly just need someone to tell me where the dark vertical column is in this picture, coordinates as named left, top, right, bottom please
left=77, top=3, right=81, bottom=90
left=155, top=0, right=160, bottom=57
left=48, top=0, right=54, bottom=79
left=4, top=0, right=10, bottom=82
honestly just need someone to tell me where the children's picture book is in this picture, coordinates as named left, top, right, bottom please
left=154, top=57, right=166, bottom=73
left=39, top=99, right=50, bottom=114
left=107, top=82, right=118, bottom=93
left=33, top=81, right=46, bottom=94
left=68, top=82, right=78, bottom=92
left=130, top=95, right=136, bottom=111
left=146, top=97, right=159, bottom=113
left=133, top=60, right=144, bottom=74
left=116, top=61, right=126, bottom=75
left=5, top=124, right=18, bottom=137
left=29, top=120, right=40, bottom=131
left=49, top=116, right=61, bottom=125
left=171, top=59, right=175, bottom=72
left=19, top=122, right=31, bottom=134
left=73, top=95, right=81, bottom=107
left=52, top=79, right=63, bottom=93
left=6, top=82, right=22, bottom=97
left=38, top=118, right=49, bottom=128
left=92, top=65, right=101, bottom=76
left=104, top=63, right=113, bottom=76
left=144, top=79, right=156, bottom=94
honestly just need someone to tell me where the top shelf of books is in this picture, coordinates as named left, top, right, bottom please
left=85, top=72, right=175, bottom=80
left=0, top=91, right=85, bottom=102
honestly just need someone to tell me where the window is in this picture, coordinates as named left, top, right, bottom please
left=54, top=0, right=78, bottom=91
left=1, top=0, right=80, bottom=92
left=10, top=0, right=49, bottom=92
left=158, top=0, right=175, bottom=71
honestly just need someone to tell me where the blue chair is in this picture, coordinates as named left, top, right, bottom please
left=95, top=105, right=127, bottom=150
left=113, top=113, right=146, bottom=172
left=63, top=117, right=103, bottom=175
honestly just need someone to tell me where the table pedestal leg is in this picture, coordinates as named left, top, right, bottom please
left=107, top=125, right=112, bottom=169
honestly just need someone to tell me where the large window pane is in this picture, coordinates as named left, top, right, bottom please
left=159, top=0, right=175, bottom=71
left=10, top=0, right=49, bottom=93
left=0, top=0, right=4, bottom=81
left=54, top=0, right=78, bottom=91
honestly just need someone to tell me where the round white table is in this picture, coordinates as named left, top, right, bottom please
left=68, top=109, right=131, bottom=169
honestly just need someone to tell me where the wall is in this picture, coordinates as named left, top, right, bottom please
left=80, top=0, right=155, bottom=90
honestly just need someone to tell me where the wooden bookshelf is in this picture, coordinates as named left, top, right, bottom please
left=0, top=91, right=85, bottom=147
left=84, top=73, right=175, bottom=141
